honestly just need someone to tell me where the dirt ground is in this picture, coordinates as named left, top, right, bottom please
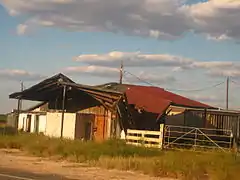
left=0, top=149, right=174, bottom=180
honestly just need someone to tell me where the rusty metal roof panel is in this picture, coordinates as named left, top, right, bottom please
left=124, top=85, right=213, bottom=112
left=125, top=87, right=171, bottom=114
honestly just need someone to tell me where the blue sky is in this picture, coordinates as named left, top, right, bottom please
left=0, top=0, right=240, bottom=113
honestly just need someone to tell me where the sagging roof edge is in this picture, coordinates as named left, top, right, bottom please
left=59, top=82, right=124, bottom=111
left=9, top=81, right=123, bottom=100
left=58, top=81, right=123, bottom=95
left=9, top=73, right=73, bottom=99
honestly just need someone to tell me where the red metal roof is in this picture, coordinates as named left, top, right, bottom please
left=125, top=85, right=213, bottom=114
left=125, top=87, right=171, bottom=114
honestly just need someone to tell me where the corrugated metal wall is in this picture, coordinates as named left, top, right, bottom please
left=186, top=110, right=240, bottom=141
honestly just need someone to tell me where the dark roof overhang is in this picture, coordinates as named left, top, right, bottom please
left=9, top=73, right=123, bottom=111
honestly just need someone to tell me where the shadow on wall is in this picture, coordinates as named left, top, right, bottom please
left=166, top=111, right=217, bottom=129
left=127, top=105, right=159, bottom=131
left=48, top=89, right=101, bottom=113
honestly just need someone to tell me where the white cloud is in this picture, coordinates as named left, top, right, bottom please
left=64, top=65, right=175, bottom=84
left=74, top=51, right=240, bottom=78
left=0, top=69, right=45, bottom=81
left=74, top=51, right=194, bottom=68
left=207, top=69, right=240, bottom=78
left=1, top=0, right=240, bottom=40
left=64, top=66, right=119, bottom=77
left=183, top=0, right=240, bottom=40
left=185, top=94, right=225, bottom=107
left=191, top=61, right=235, bottom=69
left=16, top=24, right=28, bottom=35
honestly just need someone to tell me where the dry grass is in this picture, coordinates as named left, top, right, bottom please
left=0, top=133, right=239, bottom=180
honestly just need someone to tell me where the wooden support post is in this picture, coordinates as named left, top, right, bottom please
left=159, top=123, right=165, bottom=149
left=60, top=85, right=66, bottom=139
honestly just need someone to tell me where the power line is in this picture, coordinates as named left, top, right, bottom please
left=124, top=70, right=155, bottom=86
left=166, top=81, right=225, bottom=92
left=122, top=76, right=132, bottom=84
left=123, top=70, right=225, bottom=92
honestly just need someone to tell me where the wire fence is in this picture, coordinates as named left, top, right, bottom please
left=163, top=125, right=233, bottom=152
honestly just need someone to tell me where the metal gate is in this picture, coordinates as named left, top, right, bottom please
left=163, top=125, right=233, bottom=152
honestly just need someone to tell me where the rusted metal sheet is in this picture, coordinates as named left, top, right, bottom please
left=94, top=114, right=106, bottom=142
left=125, top=86, right=171, bottom=115
left=125, top=85, right=212, bottom=110
left=79, top=105, right=105, bottom=115
left=78, top=105, right=109, bottom=141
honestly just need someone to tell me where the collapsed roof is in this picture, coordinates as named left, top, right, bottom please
left=9, top=73, right=123, bottom=111
left=9, top=73, right=215, bottom=114
left=91, top=83, right=214, bottom=112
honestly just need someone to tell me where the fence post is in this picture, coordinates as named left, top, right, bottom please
left=141, top=131, right=145, bottom=146
left=159, top=124, right=164, bottom=149
left=168, top=126, right=170, bottom=146
left=194, top=128, right=198, bottom=150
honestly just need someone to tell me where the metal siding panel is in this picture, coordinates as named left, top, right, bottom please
left=94, top=115, right=105, bottom=142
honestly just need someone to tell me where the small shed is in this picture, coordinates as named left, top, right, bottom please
left=9, top=74, right=122, bottom=141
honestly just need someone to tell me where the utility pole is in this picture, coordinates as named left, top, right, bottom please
left=17, top=81, right=24, bottom=113
left=226, top=76, right=229, bottom=110
left=16, top=81, right=24, bottom=130
left=119, top=60, right=123, bottom=84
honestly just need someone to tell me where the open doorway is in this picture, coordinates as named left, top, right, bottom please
left=84, top=121, right=92, bottom=140
left=26, top=115, right=31, bottom=132
left=75, top=113, right=95, bottom=140
left=34, top=115, right=40, bottom=133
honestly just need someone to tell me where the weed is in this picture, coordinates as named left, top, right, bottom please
left=0, top=134, right=239, bottom=180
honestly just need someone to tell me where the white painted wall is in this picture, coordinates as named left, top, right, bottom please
left=63, top=113, right=76, bottom=139
left=45, top=112, right=76, bottom=139
left=18, top=113, right=28, bottom=130
left=106, top=110, right=112, bottom=139
left=18, top=113, right=47, bottom=134
left=39, top=115, right=47, bottom=133
left=30, top=115, right=36, bottom=133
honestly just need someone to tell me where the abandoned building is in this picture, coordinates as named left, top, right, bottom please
left=9, top=73, right=240, bottom=143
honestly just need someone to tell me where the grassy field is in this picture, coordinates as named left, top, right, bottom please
left=0, top=134, right=239, bottom=180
